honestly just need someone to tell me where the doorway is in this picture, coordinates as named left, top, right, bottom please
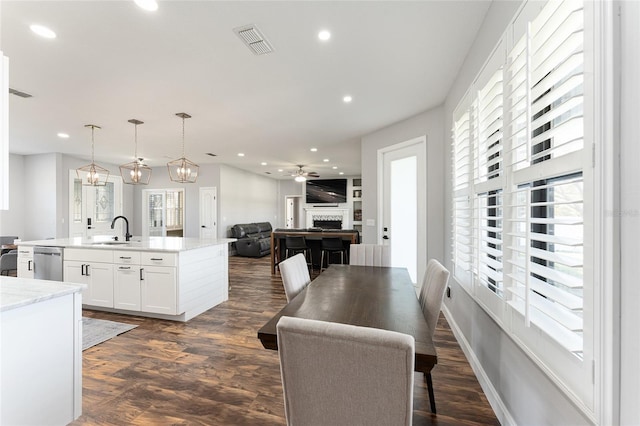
left=142, top=189, right=185, bottom=238
left=199, top=187, right=217, bottom=239
left=378, top=136, right=427, bottom=285
left=284, top=196, right=302, bottom=229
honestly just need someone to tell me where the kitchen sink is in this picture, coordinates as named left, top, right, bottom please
left=92, top=240, right=141, bottom=246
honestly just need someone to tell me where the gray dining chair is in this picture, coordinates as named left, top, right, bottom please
left=279, top=253, right=311, bottom=302
left=349, top=243, right=391, bottom=267
left=418, top=258, right=450, bottom=414
left=0, top=250, right=18, bottom=276
left=277, top=316, right=415, bottom=426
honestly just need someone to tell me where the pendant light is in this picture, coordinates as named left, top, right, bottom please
left=76, top=124, right=110, bottom=186
left=120, top=119, right=152, bottom=185
left=167, top=112, right=199, bottom=183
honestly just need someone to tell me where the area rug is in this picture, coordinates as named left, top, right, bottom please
left=82, top=317, right=137, bottom=351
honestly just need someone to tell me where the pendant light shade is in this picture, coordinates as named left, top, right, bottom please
left=120, top=119, right=152, bottom=185
left=167, top=112, right=199, bottom=183
left=76, top=124, right=110, bottom=186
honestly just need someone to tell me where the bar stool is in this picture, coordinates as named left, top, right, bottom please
left=285, top=236, right=313, bottom=269
left=321, top=237, right=347, bottom=271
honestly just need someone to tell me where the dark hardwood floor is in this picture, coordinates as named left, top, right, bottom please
left=72, top=255, right=499, bottom=425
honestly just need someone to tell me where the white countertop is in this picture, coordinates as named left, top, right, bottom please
left=0, top=276, right=85, bottom=312
left=17, top=236, right=236, bottom=253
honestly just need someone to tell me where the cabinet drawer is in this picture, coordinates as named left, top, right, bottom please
left=65, top=248, right=113, bottom=263
left=141, top=252, right=177, bottom=267
left=17, top=246, right=33, bottom=259
left=113, top=251, right=141, bottom=264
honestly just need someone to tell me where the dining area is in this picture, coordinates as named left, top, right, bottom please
left=259, top=245, right=451, bottom=425
left=0, top=235, right=19, bottom=276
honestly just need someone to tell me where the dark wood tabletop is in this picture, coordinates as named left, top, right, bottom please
left=257, top=264, right=437, bottom=373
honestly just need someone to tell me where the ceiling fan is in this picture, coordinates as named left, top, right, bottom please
left=289, top=165, right=319, bottom=182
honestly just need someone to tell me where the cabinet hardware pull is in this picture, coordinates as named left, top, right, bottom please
left=150, top=258, right=163, bottom=261
left=120, top=256, right=131, bottom=260
left=28, top=260, right=32, bottom=271
left=119, top=266, right=131, bottom=270
left=86, top=265, right=90, bottom=276
left=81, top=264, right=85, bottom=276
left=140, top=268, right=144, bottom=280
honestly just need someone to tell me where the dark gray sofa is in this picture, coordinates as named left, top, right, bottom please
left=230, top=222, right=272, bottom=257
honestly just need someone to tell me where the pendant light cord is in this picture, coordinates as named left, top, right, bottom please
left=181, top=116, right=186, bottom=158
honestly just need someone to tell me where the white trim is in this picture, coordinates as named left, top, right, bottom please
left=441, top=304, right=516, bottom=426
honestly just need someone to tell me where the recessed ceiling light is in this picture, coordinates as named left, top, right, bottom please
left=261, top=162, right=267, bottom=166
left=318, top=30, right=331, bottom=41
left=237, top=153, right=245, bottom=157
left=134, top=0, right=158, bottom=11
left=57, top=133, right=69, bottom=139
left=310, top=148, right=318, bottom=152
left=278, top=169, right=283, bottom=172
left=339, top=172, right=344, bottom=175
left=30, top=24, right=56, bottom=39
left=343, top=95, right=353, bottom=103
left=332, top=166, right=338, bottom=170
left=323, top=158, right=329, bottom=162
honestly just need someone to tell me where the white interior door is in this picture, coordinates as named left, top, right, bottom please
left=69, top=170, right=123, bottom=239
left=379, top=137, right=427, bottom=285
left=199, top=187, right=217, bottom=239
left=143, top=190, right=166, bottom=237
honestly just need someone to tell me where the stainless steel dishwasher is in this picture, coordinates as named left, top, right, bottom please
left=34, top=246, right=64, bottom=281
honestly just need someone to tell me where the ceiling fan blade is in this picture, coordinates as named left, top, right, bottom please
left=306, top=172, right=319, bottom=177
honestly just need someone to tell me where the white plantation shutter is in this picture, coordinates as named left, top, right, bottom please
left=475, top=68, right=504, bottom=184
left=475, top=190, right=504, bottom=296
left=504, top=0, right=586, bottom=357
left=452, top=110, right=473, bottom=286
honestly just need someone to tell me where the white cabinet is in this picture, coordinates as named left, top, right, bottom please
left=141, top=252, right=177, bottom=314
left=113, top=251, right=142, bottom=311
left=17, top=246, right=34, bottom=278
left=64, top=249, right=114, bottom=308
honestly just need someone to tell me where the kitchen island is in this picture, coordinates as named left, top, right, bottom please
left=1, top=276, right=84, bottom=425
left=17, top=237, right=235, bottom=322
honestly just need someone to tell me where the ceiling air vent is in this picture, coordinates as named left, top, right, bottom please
left=233, top=24, right=274, bottom=55
left=9, top=88, right=32, bottom=98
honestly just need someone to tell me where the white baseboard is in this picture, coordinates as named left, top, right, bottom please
left=441, top=304, right=516, bottom=426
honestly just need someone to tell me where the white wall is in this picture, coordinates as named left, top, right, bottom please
left=360, top=107, right=445, bottom=265
left=442, top=1, right=591, bottom=424
left=218, top=164, right=278, bottom=237
left=0, top=154, right=24, bottom=238
left=22, top=154, right=58, bottom=240
left=619, top=0, right=640, bottom=423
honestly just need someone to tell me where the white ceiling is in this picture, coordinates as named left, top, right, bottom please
left=1, top=1, right=490, bottom=179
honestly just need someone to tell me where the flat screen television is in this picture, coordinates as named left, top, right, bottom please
left=306, top=179, right=347, bottom=204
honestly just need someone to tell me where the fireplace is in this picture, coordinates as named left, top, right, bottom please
left=305, top=208, right=350, bottom=229
left=313, top=219, right=342, bottom=229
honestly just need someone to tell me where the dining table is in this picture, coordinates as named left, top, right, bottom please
left=257, top=264, right=437, bottom=374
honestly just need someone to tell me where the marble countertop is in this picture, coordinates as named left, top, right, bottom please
left=0, top=276, right=85, bottom=312
left=17, top=236, right=237, bottom=253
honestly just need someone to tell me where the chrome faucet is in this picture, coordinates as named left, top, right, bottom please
left=111, top=216, right=132, bottom=241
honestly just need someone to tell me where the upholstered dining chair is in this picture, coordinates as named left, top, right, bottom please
left=0, top=250, right=18, bottom=276
left=277, top=316, right=415, bottom=426
left=349, top=243, right=391, bottom=267
left=418, top=258, right=450, bottom=414
left=279, top=253, right=312, bottom=302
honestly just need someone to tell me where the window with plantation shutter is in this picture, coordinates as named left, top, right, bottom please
left=452, top=110, right=473, bottom=286
left=505, top=0, right=585, bottom=356
left=474, top=65, right=505, bottom=299
left=451, top=0, right=596, bottom=411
